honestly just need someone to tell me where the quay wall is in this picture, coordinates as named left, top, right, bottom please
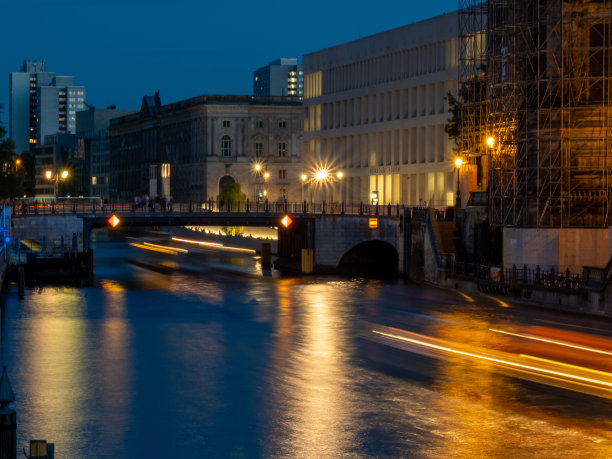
left=11, top=215, right=83, bottom=250
left=503, top=227, right=612, bottom=273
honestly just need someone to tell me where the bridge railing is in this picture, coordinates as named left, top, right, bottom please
left=11, top=199, right=406, bottom=218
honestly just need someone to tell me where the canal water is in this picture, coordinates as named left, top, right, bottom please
left=2, top=231, right=612, bottom=458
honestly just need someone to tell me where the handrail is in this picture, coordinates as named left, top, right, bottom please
left=11, top=200, right=407, bottom=218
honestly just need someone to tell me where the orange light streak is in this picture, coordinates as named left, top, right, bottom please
left=371, top=329, right=612, bottom=390
left=490, top=328, right=612, bottom=356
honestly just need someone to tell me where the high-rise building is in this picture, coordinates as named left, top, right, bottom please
left=254, top=58, right=303, bottom=97
left=9, top=60, right=86, bottom=154
left=76, top=106, right=136, bottom=198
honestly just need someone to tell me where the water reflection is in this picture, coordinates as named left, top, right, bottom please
left=4, top=238, right=612, bottom=456
left=267, top=280, right=358, bottom=456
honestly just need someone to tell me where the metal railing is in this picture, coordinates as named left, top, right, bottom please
left=446, top=259, right=584, bottom=290
left=10, top=199, right=405, bottom=218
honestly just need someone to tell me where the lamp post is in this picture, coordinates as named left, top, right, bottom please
left=454, top=157, right=463, bottom=208
left=300, top=173, right=307, bottom=203
left=46, top=169, right=69, bottom=202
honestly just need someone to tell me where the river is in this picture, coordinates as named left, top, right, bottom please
left=1, top=230, right=612, bottom=458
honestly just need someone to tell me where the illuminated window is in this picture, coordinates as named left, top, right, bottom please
left=278, top=142, right=287, bottom=157
left=222, top=120, right=231, bottom=128
left=255, top=141, right=263, bottom=157
left=279, top=188, right=286, bottom=199
left=92, top=176, right=97, bottom=185
left=161, top=163, right=170, bottom=178
left=221, top=135, right=232, bottom=156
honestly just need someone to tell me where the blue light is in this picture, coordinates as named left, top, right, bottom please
left=4, top=236, right=11, bottom=244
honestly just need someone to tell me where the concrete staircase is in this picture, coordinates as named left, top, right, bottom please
left=428, top=209, right=458, bottom=258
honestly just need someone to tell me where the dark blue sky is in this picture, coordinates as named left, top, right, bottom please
left=2, top=0, right=458, bottom=127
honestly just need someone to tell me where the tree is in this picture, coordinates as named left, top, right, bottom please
left=218, top=181, right=246, bottom=236
left=444, top=91, right=462, bottom=149
left=217, top=181, right=246, bottom=210
left=0, top=106, right=24, bottom=199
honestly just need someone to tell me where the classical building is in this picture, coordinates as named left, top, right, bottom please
left=254, top=58, right=304, bottom=97
left=9, top=60, right=86, bottom=155
left=108, top=93, right=303, bottom=203
left=302, top=12, right=460, bottom=206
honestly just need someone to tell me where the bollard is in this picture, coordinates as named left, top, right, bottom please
left=0, top=366, right=16, bottom=459
left=18, top=267, right=24, bottom=299
left=261, top=242, right=271, bottom=270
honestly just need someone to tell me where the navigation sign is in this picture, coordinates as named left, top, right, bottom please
left=281, top=215, right=294, bottom=228
left=108, top=215, right=121, bottom=228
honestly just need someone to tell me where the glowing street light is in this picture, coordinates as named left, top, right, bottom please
left=336, top=171, right=343, bottom=179
left=315, top=169, right=328, bottom=181
left=45, top=169, right=70, bottom=201
left=454, top=157, right=463, bottom=208
left=487, top=136, right=495, bottom=148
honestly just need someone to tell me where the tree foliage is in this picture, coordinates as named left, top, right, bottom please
left=0, top=106, right=24, bottom=199
left=217, top=181, right=246, bottom=208
left=444, top=91, right=462, bottom=149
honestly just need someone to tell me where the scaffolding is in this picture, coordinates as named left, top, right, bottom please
left=460, top=0, right=612, bottom=227
left=458, top=1, right=488, bottom=190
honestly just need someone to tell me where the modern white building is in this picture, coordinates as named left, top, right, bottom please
left=302, top=12, right=460, bottom=206
left=9, top=60, right=86, bottom=155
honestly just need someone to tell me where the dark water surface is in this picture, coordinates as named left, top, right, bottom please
left=2, top=233, right=612, bottom=458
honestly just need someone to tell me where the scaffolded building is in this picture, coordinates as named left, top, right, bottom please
left=460, top=0, right=611, bottom=227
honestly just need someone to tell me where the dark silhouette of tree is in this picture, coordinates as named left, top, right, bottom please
left=0, top=106, right=24, bottom=199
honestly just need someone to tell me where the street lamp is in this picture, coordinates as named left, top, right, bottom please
left=46, top=169, right=69, bottom=201
left=454, top=157, right=463, bottom=208
left=301, top=173, right=307, bottom=202
left=486, top=136, right=495, bottom=149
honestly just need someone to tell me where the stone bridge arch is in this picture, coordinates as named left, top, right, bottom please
left=338, top=240, right=399, bottom=278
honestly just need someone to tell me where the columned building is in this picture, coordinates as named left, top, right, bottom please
left=302, top=12, right=459, bottom=206
left=108, top=94, right=303, bottom=203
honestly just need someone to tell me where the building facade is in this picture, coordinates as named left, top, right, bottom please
left=108, top=94, right=303, bottom=203
left=9, top=60, right=86, bottom=155
left=76, top=107, right=137, bottom=198
left=254, top=58, right=304, bottom=97
left=302, top=13, right=460, bottom=206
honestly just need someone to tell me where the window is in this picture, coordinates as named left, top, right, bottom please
left=255, top=120, right=263, bottom=128
left=279, top=188, right=286, bottom=199
left=278, top=120, right=286, bottom=128
left=221, top=135, right=232, bottom=156
left=279, top=169, right=287, bottom=179
left=92, top=176, right=97, bottom=185
left=278, top=142, right=287, bottom=157
left=222, top=120, right=231, bottom=128
left=255, top=141, right=264, bottom=157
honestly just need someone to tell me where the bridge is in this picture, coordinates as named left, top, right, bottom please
left=7, top=200, right=407, bottom=276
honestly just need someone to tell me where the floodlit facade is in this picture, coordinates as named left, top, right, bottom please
left=108, top=94, right=303, bottom=203
left=302, top=13, right=460, bottom=206
left=460, top=0, right=612, bottom=228
left=9, top=60, right=86, bottom=155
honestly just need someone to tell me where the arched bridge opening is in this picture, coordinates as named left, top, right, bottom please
left=338, top=240, right=398, bottom=279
